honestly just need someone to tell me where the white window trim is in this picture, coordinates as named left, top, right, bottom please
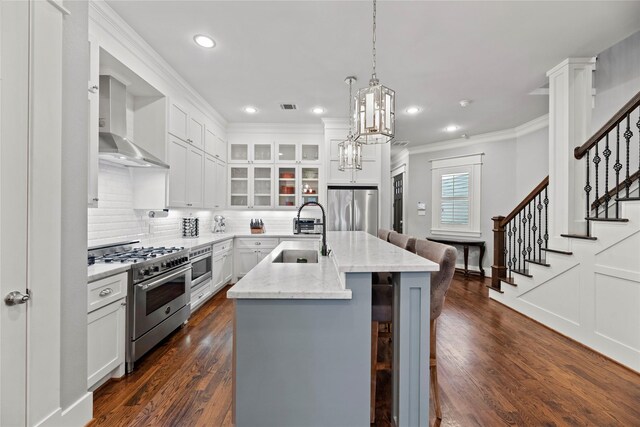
left=431, top=153, right=483, bottom=237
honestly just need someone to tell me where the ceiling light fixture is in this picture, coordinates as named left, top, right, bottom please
left=312, top=107, right=325, bottom=114
left=406, top=106, right=420, bottom=115
left=193, top=34, right=216, bottom=48
left=445, top=125, right=459, bottom=132
left=355, top=0, right=395, bottom=145
left=244, top=106, right=257, bottom=114
left=338, top=76, right=362, bottom=171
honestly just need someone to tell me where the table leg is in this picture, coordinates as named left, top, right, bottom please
left=463, top=245, right=469, bottom=276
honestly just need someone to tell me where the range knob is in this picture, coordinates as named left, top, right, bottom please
left=144, top=269, right=151, bottom=276
left=169, top=260, right=176, bottom=267
left=182, top=257, right=188, bottom=263
left=153, top=266, right=160, bottom=272
left=138, top=269, right=145, bottom=277
left=161, top=262, right=167, bottom=268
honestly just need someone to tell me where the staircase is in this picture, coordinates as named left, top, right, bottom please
left=490, top=91, right=640, bottom=373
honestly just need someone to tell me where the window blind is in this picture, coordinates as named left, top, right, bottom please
left=441, top=172, right=469, bottom=224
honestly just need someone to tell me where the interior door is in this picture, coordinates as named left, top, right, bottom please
left=1, top=1, right=29, bottom=423
left=393, top=173, right=404, bottom=233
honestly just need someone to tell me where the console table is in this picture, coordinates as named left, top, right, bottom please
left=427, top=238, right=486, bottom=277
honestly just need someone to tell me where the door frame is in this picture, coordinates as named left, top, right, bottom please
left=390, top=164, right=407, bottom=235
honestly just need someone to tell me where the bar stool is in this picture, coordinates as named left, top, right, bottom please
left=414, top=238, right=457, bottom=424
left=377, top=228, right=392, bottom=242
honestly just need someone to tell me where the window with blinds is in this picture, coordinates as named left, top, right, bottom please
left=441, top=172, right=469, bottom=224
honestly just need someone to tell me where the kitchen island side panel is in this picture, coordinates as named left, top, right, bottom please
left=233, top=273, right=371, bottom=427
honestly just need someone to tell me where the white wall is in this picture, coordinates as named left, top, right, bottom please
left=592, top=30, right=640, bottom=133
left=400, top=120, right=549, bottom=274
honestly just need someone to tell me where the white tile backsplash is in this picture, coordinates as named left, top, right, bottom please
left=88, top=161, right=323, bottom=247
left=88, top=161, right=212, bottom=247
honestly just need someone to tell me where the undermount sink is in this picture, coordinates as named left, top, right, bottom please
left=272, top=249, right=319, bottom=264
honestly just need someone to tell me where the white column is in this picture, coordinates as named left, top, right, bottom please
left=547, top=58, right=596, bottom=243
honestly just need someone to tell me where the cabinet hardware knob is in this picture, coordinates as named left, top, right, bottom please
left=121, top=301, right=127, bottom=306
left=88, top=85, right=99, bottom=93
left=92, top=197, right=99, bottom=202
left=99, top=288, right=113, bottom=297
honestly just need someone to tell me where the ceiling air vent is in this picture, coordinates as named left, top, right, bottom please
left=392, top=140, right=410, bottom=147
left=280, top=103, right=297, bottom=110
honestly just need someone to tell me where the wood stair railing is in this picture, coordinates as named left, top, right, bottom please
left=575, top=90, right=640, bottom=234
left=491, top=176, right=549, bottom=290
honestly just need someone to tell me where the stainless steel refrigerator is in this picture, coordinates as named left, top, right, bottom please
left=327, top=186, right=378, bottom=235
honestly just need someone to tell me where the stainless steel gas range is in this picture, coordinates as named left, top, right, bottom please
left=88, top=241, right=192, bottom=372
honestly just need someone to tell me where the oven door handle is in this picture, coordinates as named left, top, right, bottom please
left=137, top=265, right=192, bottom=291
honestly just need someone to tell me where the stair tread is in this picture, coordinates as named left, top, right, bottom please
left=486, top=284, right=504, bottom=294
left=498, top=276, right=517, bottom=286
left=525, top=259, right=551, bottom=267
left=586, top=217, right=629, bottom=222
left=541, top=247, right=573, bottom=255
left=561, top=233, right=597, bottom=240
left=511, top=268, right=533, bottom=278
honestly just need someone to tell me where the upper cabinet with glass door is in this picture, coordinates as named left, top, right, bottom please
left=276, top=141, right=320, bottom=164
left=229, top=141, right=274, bottom=164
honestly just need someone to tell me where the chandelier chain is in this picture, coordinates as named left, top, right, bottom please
left=372, top=0, right=377, bottom=80
left=348, top=79, right=354, bottom=136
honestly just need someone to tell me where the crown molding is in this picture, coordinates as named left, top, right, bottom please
left=88, top=0, right=228, bottom=128
left=321, top=118, right=349, bottom=130
left=227, top=123, right=323, bottom=135
left=405, top=114, right=549, bottom=156
left=546, top=57, right=596, bottom=77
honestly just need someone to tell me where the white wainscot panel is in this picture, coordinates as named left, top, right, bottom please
left=518, top=265, right=581, bottom=325
left=594, top=231, right=640, bottom=274
left=594, top=273, right=640, bottom=352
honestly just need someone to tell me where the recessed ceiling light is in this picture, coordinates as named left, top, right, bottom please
left=445, top=125, right=460, bottom=132
left=406, top=107, right=420, bottom=114
left=459, top=99, right=472, bottom=108
left=193, top=34, right=216, bottom=48
left=118, top=156, right=127, bottom=160
left=244, top=106, right=257, bottom=114
left=312, top=107, right=325, bottom=114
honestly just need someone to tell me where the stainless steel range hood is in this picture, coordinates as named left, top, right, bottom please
left=98, top=76, right=169, bottom=169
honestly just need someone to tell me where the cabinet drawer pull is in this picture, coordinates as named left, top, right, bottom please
left=88, top=85, right=99, bottom=93
left=92, top=197, right=99, bottom=202
left=255, top=242, right=261, bottom=245
left=99, top=288, right=113, bottom=297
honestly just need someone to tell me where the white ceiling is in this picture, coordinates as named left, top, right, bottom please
left=106, top=1, right=640, bottom=147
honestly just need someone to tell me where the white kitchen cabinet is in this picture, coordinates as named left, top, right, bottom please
left=276, top=165, right=321, bottom=208
left=169, top=101, right=206, bottom=151
left=212, top=253, right=225, bottom=292
left=327, top=138, right=380, bottom=184
left=188, top=116, right=204, bottom=150
left=234, top=238, right=277, bottom=279
left=229, top=141, right=273, bottom=164
left=169, top=102, right=189, bottom=142
left=205, top=126, right=228, bottom=161
left=228, top=165, right=273, bottom=208
left=87, top=299, right=126, bottom=390
left=87, top=272, right=128, bottom=390
left=276, top=141, right=321, bottom=164
left=215, top=158, right=227, bottom=209
left=204, top=154, right=227, bottom=209
left=222, top=250, right=233, bottom=284
left=190, top=278, right=213, bottom=312
left=168, top=136, right=204, bottom=208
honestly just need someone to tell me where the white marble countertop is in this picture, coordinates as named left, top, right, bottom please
left=227, top=240, right=350, bottom=300
left=87, top=232, right=320, bottom=282
left=227, top=231, right=439, bottom=300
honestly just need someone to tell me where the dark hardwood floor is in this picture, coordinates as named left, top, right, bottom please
left=91, top=275, right=640, bottom=426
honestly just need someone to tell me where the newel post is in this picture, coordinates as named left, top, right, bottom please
left=491, top=216, right=506, bottom=289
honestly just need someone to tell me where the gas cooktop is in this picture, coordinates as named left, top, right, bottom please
left=89, top=245, right=184, bottom=265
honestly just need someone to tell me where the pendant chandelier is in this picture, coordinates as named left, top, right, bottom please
left=338, top=76, right=363, bottom=171
left=355, top=0, right=395, bottom=145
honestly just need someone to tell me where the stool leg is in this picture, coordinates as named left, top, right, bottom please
left=430, top=319, right=442, bottom=422
left=370, top=321, right=379, bottom=423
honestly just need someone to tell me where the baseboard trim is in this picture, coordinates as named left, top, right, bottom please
left=34, top=392, right=93, bottom=427
left=489, top=296, right=640, bottom=375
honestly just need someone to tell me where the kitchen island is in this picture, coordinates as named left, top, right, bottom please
left=228, top=231, right=439, bottom=427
